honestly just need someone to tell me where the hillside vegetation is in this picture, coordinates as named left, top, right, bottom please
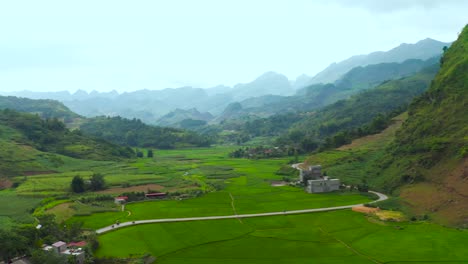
left=80, top=116, right=212, bottom=149
left=231, top=64, right=438, bottom=150
left=0, top=109, right=134, bottom=177
left=308, top=37, right=449, bottom=84
left=0, top=95, right=80, bottom=122
left=375, top=25, right=468, bottom=226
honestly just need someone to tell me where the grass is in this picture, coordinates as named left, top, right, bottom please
left=0, top=190, right=42, bottom=228
left=96, top=210, right=468, bottom=263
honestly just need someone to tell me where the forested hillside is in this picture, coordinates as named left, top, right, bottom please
left=374, top=25, right=468, bottom=226
left=220, top=57, right=439, bottom=120
left=0, top=96, right=80, bottom=122
left=308, top=38, right=449, bottom=84
left=232, top=64, right=438, bottom=150
left=80, top=116, right=212, bottom=149
left=0, top=109, right=134, bottom=177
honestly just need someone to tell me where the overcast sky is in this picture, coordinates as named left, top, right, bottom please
left=0, top=0, right=466, bottom=92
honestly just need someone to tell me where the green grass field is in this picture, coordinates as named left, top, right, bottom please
left=0, top=190, right=42, bottom=228
left=65, top=147, right=371, bottom=229
left=96, top=210, right=468, bottom=263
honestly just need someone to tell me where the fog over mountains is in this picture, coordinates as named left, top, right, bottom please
left=1, top=38, right=450, bottom=126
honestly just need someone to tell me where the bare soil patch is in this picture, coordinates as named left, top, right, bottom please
left=352, top=206, right=380, bottom=214
left=0, top=178, right=13, bottom=189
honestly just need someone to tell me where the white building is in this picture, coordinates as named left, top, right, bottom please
left=298, top=165, right=340, bottom=193
left=306, top=177, right=341, bottom=193
left=43, top=241, right=85, bottom=264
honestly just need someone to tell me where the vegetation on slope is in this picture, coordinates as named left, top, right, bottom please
left=220, top=57, right=439, bottom=121
left=374, top=25, right=468, bottom=226
left=231, top=64, right=438, bottom=150
left=80, top=116, right=212, bottom=149
left=0, top=95, right=80, bottom=123
left=0, top=109, right=134, bottom=168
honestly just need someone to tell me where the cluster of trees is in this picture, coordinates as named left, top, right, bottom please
left=229, top=146, right=300, bottom=159
left=0, top=109, right=135, bottom=161
left=80, top=116, right=212, bottom=149
left=136, top=149, right=153, bottom=158
left=71, top=173, right=106, bottom=193
left=0, top=214, right=98, bottom=263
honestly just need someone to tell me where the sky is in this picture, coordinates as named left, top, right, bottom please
left=0, top=0, right=466, bottom=93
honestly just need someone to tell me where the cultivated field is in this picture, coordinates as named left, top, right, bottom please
left=65, top=147, right=372, bottom=229
left=96, top=210, right=468, bottom=263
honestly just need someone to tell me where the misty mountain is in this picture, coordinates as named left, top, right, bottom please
left=156, top=108, right=214, bottom=127
left=307, top=38, right=449, bottom=85
left=228, top=71, right=293, bottom=100
left=218, top=57, right=439, bottom=121
left=2, top=71, right=293, bottom=124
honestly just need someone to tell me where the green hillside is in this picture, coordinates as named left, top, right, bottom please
left=80, top=116, right=212, bottom=149
left=0, top=96, right=80, bottom=123
left=233, top=64, right=438, bottom=150
left=0, top=109, right=134, bottom=177
left=223, top=57, right=440, bottom=120
left=375, top=25, right=468, bottom=226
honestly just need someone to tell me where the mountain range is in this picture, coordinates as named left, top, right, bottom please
left=0, top=38, right=448, bottom=127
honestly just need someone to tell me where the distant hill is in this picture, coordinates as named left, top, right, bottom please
left=156, top=108, right=214, bottom=127
left=217, top=57, right=439, bottom=121
left=374, top=25, right=468, bottom=226
left=308, top=38, right=450, bottom=85
left=0, top=109, right=134, bottom=176
left=79, top=116, right=212, bottom=149
left=334, top=57, right=439, bottom=91
left=228, top=71, right=293, bottom=100
left=2, top=72, right=294, bottom=125
left=0, top=96, right=80, bottom=122
left=233, top=63, right=439, bottom=149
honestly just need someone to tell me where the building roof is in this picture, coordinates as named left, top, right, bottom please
left=52, top=241, right=66, bottom=247
left=115, top=196, right=128, bottom=200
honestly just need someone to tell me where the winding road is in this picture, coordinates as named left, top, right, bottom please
left=96, top=191, right=387, bottom=234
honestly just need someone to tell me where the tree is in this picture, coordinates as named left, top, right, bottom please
left=357, top=177, right=369, bottom=192
left=147, top=149, right=154, bottom=158
left=89, top=173, right=105, bottom=191
left=71, top=175, right=85, bottom=193
left=30, top=249, right=68, bottom=264
left=0, top=229, right=28, bottom=263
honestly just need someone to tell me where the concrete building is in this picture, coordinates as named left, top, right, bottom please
left=43, top=241, right=86, bottom=264
left=51, top=241, right=67, bottom=254
left=298, top=165, right=340, bottom=193
left=306, top=177, right=341, bottom=193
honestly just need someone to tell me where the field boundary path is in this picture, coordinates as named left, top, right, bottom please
left=96, top=190, right=387, bottom=234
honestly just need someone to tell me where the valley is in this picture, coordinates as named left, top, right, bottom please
left=0, top=7, right=465, bottom=263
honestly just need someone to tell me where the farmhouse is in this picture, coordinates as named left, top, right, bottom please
left=298, top=165, right=340, bottom=193
left=114, top=196, right=128, bottom=204
left=42, top=241, right=86, bottom=264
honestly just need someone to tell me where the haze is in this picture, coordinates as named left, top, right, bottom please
left=0, top=0, right=466, bottom=92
